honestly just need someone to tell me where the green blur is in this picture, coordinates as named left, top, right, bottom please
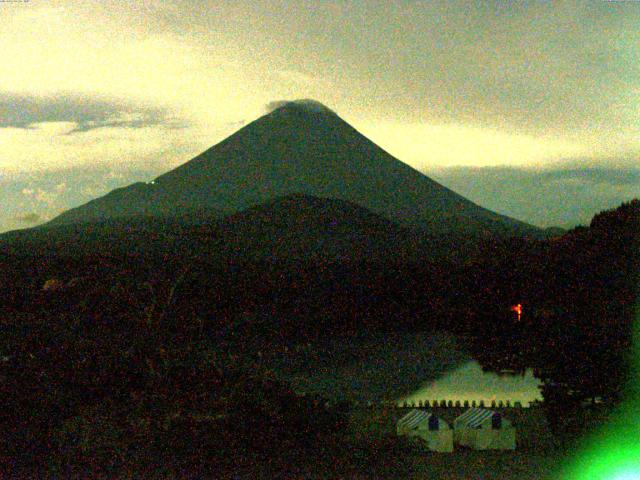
left=559, top=297, right=640, bottom=479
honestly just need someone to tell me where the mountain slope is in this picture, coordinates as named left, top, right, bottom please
left=2, top=194, right=464, bottom=263
left=47, top=100, right=541, bottom=237
left=216, top=193, right=414, bottom=261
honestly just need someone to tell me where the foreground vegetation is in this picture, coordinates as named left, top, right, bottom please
left=0, top=200, right=637, bottom=477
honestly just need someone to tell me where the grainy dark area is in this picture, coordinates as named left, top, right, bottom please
left=1, top=196, right=637, bottom=478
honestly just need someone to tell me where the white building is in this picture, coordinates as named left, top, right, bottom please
left=453, top=408, right=516, bottom=450
left=397, top=409, right=453, bottom=453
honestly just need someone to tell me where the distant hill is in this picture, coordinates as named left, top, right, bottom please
left=0, top=193, right=476, bottom=264
left=46, top=100, right=543, bottom=238
left=217, top=193, right=413, bottom=262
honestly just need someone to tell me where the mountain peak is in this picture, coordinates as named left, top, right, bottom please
left=267, top=99, right=338, bottom=117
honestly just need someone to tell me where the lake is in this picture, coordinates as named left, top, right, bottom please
left=401, top=360, right=543, bottom=407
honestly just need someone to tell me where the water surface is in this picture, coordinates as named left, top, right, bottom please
left=402, top=360, right=543, bottom=406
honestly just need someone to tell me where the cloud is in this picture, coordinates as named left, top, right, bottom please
left=427, top=163, right=640, bottom=228
left=14, top=213, right=42, bottom=224
left=0, top=114, right=204, bottom=174
left=0, top=93, right=181, bottom=133
left=540, top=167, right=640, bottom=187
left=265, top=100, right=291, bottom=112
left=34, top=188, right=59, bottom=207
left=0, top=165, right=162, bottom=233
left=265, top=99, right=337, bottom=114
left=356, top=120, right=587, bottom=168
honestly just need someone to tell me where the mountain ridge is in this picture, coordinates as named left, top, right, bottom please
left=46, top=100, right=542, bottom=237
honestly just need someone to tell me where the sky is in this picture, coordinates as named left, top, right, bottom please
left=1, top=0, right=639, bottom=232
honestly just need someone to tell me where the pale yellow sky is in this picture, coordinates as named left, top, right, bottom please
left=1, top=1, right=639, bottom=231
left=2, top=1, right=639, bottom=172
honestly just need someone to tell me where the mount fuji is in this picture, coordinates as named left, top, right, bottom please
left=47, top=99, right=540, bottom=238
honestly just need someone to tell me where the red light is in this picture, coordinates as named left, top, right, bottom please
left=510, top=303, right=522, bottom=321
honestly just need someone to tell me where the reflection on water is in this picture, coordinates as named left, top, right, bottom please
left=272, top=332, right=469, bottom=402
left=401, top=360, right=543, bottom=406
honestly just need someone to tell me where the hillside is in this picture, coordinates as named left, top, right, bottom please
left=217, top=193, right=422, bottom=262
left=1, top=193, right=469, bottom=264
